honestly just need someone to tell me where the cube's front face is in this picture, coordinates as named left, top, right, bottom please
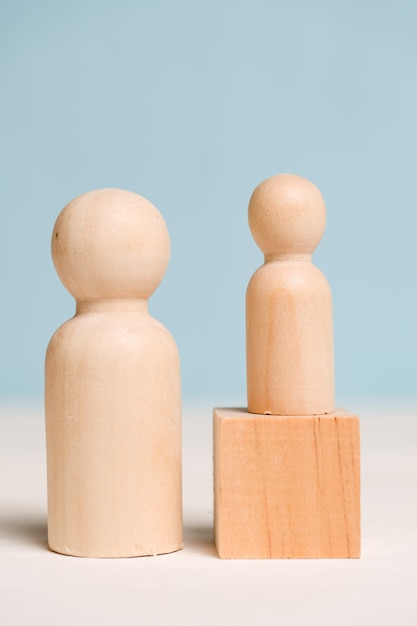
left=214, top=408, right=360, bottom=559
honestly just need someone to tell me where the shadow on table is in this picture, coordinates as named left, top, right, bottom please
left=183, top=522, right=217, bottom=557
left=0, top=514, right=48, bottom=550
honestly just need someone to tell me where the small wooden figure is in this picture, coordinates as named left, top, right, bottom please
left=214, top=174, right=360, bottom=559
left=45, top=188, right=182, bottom=558
left=247, top=174, right=334, bottom=416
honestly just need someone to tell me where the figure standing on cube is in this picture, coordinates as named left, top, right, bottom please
left=214, top=174, right=360, bottom=559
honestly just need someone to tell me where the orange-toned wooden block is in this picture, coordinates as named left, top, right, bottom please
left=214, top=408, right=360, bottom=559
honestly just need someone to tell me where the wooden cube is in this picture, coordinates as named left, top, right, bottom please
left=214, top=408, right=360, bottom=559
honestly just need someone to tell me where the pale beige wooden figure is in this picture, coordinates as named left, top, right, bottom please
left=214, top=174, right=360, bottom=559
left=45, top=188, right=182, bottom=558
left=247, top=174, right=334, bottom=415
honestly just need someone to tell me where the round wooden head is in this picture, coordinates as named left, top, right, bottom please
left=248, top=174, right=326, bottom=259
left=52, top=188, right=170, bottom=301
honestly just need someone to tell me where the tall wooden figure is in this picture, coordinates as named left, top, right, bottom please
left=45, top=188, right=182, bottom=557
left=214, top=174, right=360, bottom=558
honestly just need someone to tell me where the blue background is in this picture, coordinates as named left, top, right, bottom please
left=1, top=0, right=416, bottom=404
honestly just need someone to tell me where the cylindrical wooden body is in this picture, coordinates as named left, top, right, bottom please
left=246, top=261, right=335, bottom=416
left=45, top=305, right=182, bottom=557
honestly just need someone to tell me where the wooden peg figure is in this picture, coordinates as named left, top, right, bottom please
left=247, top=174, right=334, bottom=415
left=214, top=174, right=360, bottom=559
left=45, top=189, right=182, bottom=558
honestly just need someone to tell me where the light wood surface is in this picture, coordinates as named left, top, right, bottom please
left=45, top=189, right=182, bottom=557
left=214, top=407, right=360, bottom=559
left=247, top=174, right=334, bottom=416
left=1, top=402, right=415, bottom=626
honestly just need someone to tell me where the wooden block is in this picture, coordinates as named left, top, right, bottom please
left=214, top=407, right=360, bottom=559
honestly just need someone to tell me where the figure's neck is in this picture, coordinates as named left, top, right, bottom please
left=265, top=253, right=312, bottom=263
left=76, top=299, right=149, bottom=314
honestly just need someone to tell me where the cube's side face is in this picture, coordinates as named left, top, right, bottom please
left=213, top=409, right=360, bottom=559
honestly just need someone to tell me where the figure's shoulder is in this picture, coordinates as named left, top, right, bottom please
left=247, top=261, right=331, bottom=298
left=145, top=317, right=179, bottom=354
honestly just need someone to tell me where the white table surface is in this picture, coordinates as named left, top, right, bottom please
left=1, top=400, right=416, bottom=625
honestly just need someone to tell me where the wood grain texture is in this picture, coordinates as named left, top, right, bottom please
left=45, top=189, right=182, bottom=558
left=214, top=408, right=360, bottom=559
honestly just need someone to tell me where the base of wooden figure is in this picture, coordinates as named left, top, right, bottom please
left=214, top=408, right=360, bottom=559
